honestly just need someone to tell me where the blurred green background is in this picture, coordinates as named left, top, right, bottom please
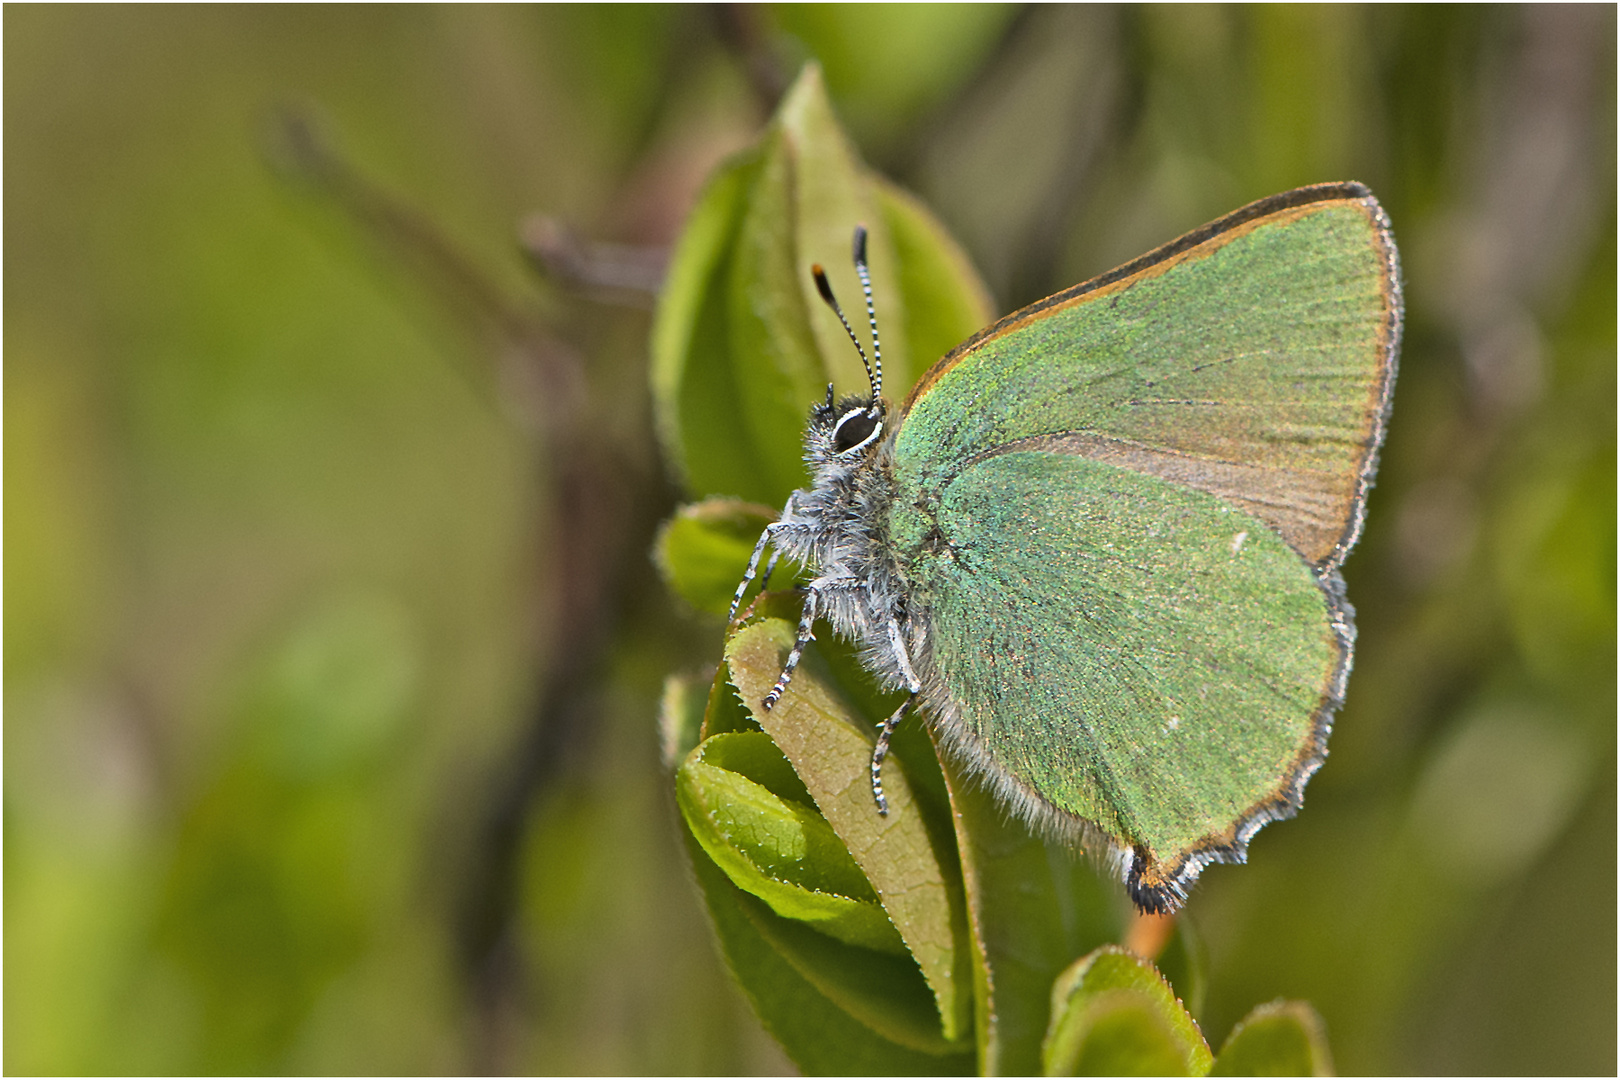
left=6, top=5, right=1613, bottom=1074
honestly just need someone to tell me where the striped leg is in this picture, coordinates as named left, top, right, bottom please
left=871, top=615, right=923, bottom=815
left=762, top=584, right=820, bottom=710
left=871, top=693, right=915, bottom=816
left=761, top=577, right=869, bottom=710
left=758, top=550, right=782, bottom=592
left=728, top=496, right=796, bottom=622
left=885, top=616, right=922, bottom=694
left=728, top=525, right=775, bottom=622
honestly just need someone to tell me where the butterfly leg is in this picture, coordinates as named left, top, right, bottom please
left=885, top=615, right=923, bottom=694
left=758, top=550, right=782, bottom=592
left=762, top=583, right=820, bottom=710
left=728, top=527, right=774, bottom=622
left=728, top=495, right=797, bottom=622
left=871, top=693, right=915, bottom=816
left=762, top=575, right=869, bottom=710
left=870, top=616, right=924, bottom=814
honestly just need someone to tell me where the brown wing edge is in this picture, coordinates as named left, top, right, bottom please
left=1123, top=567, right=1354, bottom=914
left=916, top=567, right=1354, bottom=915
left=1319, top=192, right=1403, bottom=575
left=1123, top=192, right=1400, bottom=910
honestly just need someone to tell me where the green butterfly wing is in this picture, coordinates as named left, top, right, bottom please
left=913, top=452, right=1345, bottom=909
left=893, top=184, right=1399, bottom=571
left=887, top=184, right=1400, bottom=908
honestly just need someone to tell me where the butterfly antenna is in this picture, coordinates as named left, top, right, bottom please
left=852, top=225, right=882, bottom=400
left=810, top=262, right=877, bottom=395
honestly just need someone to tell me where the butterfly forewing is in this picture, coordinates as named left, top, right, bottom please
left=895, top=188, right=1399, bottom=570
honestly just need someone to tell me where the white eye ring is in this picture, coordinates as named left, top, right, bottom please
left=831, top=410, right=883, bottom=456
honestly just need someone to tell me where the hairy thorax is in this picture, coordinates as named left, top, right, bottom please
left=772, top=429, right=923, bottom=695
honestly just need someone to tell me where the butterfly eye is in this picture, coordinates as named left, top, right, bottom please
left=831, top=408, right=882, bottom=455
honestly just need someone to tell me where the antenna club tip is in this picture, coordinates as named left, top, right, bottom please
left=852, top=225, right=868, bottom=264
left=812, top=265, right=837, bottom=304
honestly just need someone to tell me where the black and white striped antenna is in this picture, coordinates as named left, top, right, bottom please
left=810, top=225, right=883, bottom=402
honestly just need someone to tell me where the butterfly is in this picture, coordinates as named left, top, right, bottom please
left=729, top=182, right=1401, bottom=913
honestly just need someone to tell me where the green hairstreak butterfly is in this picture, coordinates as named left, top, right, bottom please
left=730, top=182, right=1401, bottom=913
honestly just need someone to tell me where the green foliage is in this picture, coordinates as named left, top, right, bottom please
left=650, top=64, right=992, bottom=508
left=670, top=606, right=1338, bottom=1076
left=725, top=614, right=973, bottom=1049
left=1043, top=947, right=1211, bottom=1076
left=655, top=499, right=785, bottom=617
left=1209, top=1000, right=1333, bottom=1077
left=679, top=731, right=907, bottom=954
left=7, top=7, right=1613, bottom=1076
left=1041, top=947, right=1332, bottom=1077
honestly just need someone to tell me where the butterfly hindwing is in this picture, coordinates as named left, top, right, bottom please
left=908, top=451, right=1345, bottom=906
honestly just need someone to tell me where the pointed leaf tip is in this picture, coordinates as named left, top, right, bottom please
left=1210, top=999, right=1333, bottom=1077
left=1043, top=946, right=1212, bottom=1077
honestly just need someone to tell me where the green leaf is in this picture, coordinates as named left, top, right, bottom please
left=649, top=147, right=766, bottom=500
left=741, top=883, right=972, bottom=1060
left=728, top=124, right=826, bottom=502
left=874, top=177, right=995, bottom=374
left=654, top=498, right=791, bottom=617
left=809, top=629, right=962, bottom=884
left=647, top=62, right=997, bottom=509
left=1152, top=915, right=1210, bottom=1024
left=677, top=733, right=905, bottom=954
left=726, top=617, right=974, bottom=1046
left=657, top=670, right=708, bottom=770
left=695, top=728, right=815, bottom=805
left=1209, top=1000, right=1333, bottom=1077
left=699, top=649, right=756, bottom=740
left=682, top=821, right=972, bottom=1074
left=1047, top=990, right=1202, bottom=1077
left=936, top=745, right=1127, bottom=1074
left=778, top=64, right=914, bottom=399
left=1042, top=946, right=1213, bottom=1077
left=681, top=729, right=967, bottom=1059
